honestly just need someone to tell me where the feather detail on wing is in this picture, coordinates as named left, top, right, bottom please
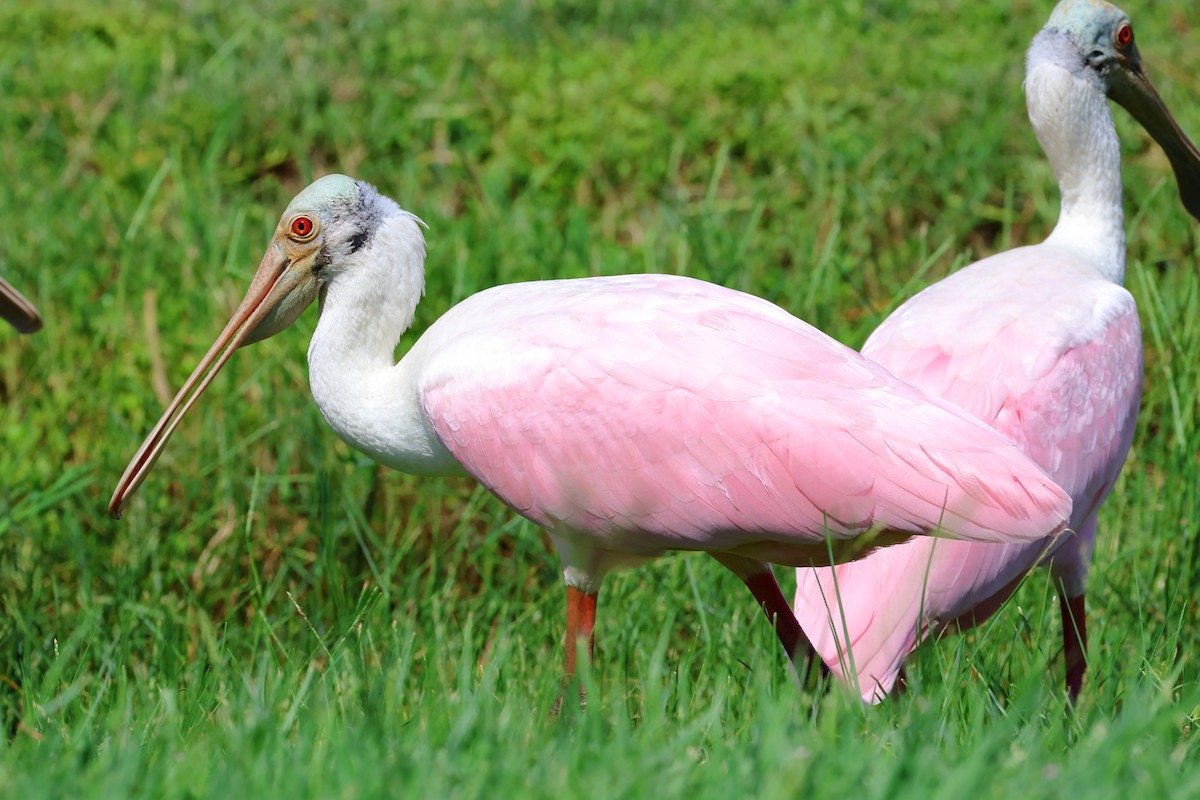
left=795, top=248, right=1141, bottom=701
left=412, top=274, right=1070, bottom=564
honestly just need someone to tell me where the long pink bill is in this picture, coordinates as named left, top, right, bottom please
left=108, top=245, right=292, bottom=518
left=0, top=278, right=42, bottom=334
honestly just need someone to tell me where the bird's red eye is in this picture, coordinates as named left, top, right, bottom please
left=1115, top=23, right=1133, bottom=48
left=290, top=215, right=315, bottom=239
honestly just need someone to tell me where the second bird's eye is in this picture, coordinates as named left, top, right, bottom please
left=1115, top=23, right=1133, bottom=48
left=290, top=215, right=316, bottom=240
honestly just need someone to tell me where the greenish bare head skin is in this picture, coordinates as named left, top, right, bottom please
left=243, top=175, right=391, bottom=344
left=1046, top=0, right=1131, bottom=61
left=284, top=174, right=362, bottom=218
left=1031, top=0, right=1200, bottom=221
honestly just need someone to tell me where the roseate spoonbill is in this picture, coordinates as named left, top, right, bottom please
left=0, top=278, right=41, bottom=334
left=795, top=0, right=1200, bottom=703
left=109, top=174, right=1071, bottom=683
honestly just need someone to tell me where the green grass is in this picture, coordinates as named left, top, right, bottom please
left=2, top=0, right=1200, bottom=795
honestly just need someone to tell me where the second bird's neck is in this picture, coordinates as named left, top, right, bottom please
left=1025, top=61, right=1127, bottom=283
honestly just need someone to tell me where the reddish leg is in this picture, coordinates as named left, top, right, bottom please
left=711, top=554, right=828, bottom=679
left=564, top=585, right=598, bottom=681
left=1060, top=591, right=1087, bottom=704
left=740, top=567, right=830, bottom=684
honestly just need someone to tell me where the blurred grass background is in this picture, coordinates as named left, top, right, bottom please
left=1, top=0, right=1199, bottom=796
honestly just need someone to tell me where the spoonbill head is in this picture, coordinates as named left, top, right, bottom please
left=110, top=175, right=1073, bottom=690
left=1042, top=0, right=1200, bottom=218
left=794, top=0, right=1199, bottom=704
left=108, top=175, right=395, bottom=507
left=0, top=277, right=41, bottom=334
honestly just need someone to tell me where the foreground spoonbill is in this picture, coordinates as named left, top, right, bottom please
left=109, top=174, right=1071, bottom=683
left=0, top=278, right=41, bottom=334
left=794, top=0, right=1200, bottom=703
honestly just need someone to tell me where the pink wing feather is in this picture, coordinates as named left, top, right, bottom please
left=414, top=274, right=1070, bottom=570
left=795, top=247, right=1142, bottom=701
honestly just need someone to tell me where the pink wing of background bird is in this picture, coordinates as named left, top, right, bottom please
left=795, top=247, right=1141, bottom=701
left=413, top=274, right=1070, bottom=582
left=793, top=0, right=1200, bottom=703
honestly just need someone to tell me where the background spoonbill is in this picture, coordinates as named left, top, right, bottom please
left=794, top=0, right=1200, bottom=703
left=0, top=278, right=41, bottom=334
left=109, top=174, right=1071, bottom=685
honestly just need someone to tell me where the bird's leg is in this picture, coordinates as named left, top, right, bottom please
left=710, top=554, right=829, bottom=687
left=564, top=584, right=598, bottom=682
left=1049, top=521, right=1094, bottom=705
left=1059, top=590, right=1087, bottom=704
left=552, top=584, right=599, bottom=717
